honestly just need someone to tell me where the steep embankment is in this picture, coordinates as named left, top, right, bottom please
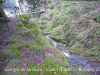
left=37, top=1, right=100, bottom=57
left=0, top=14, right=87, bottom=75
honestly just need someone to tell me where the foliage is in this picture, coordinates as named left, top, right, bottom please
left=16, top=22, right=24, bottom=27
left=7, top=38, right=20, bottom=44
left=0, top=52, right=9, bottom=59
left=0, top=7, right=9, bottom=22
left=28, top=59, right=69, bottom=75
left=19, top=14, right=29, bottom=21
left=9, top=44, right=22, bottom=56
left=37, top=1, right=100, bottom=57
left=7, top=34, right=21, bottom=44
left=22, top=44, right=42, bottom=51
left=22, top=30, right=38, bottom=39
left=36, top=38, right=45, bottom=48
left=10, top=34, right=21, bottom=39
left=28, top=22, right=40, bottom=33
left=92, top=16, right=100, bottom=23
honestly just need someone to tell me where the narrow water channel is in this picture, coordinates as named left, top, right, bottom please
left=46, top=35, right=100, bottom=72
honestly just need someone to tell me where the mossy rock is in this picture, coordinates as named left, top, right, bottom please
left=28, top=59, right=69, bottom=75
left=2, top=59, right=22, bottom=75
left=7, top=38, right=21, bottom=44
left=1, top=46, right=17, bottom=58
left=0, top=52, right=10, bottom=59
left=22, top=31, right=38, bottom=40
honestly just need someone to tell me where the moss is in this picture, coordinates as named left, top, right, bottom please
left=11, top=34, right=21, bottom=39
left=36, top=38, right=46, bottom=48
left=7, top=38, right=21, bottom=44
left=22, top=44, right=42, bottom=51
left=28, top=59, right=69, bottom=75
left=0, top=52, right=10, bottom=59
left=28, top=22, right=40, bottom=33
left=19, top=14, right=29, bottom=21
left=22, top=31, right=38, bottom=39
left=16, top=22, right=24, bottom=27
left=9, top=44, right=21, bottom=57
left=7, top=34, right=21, bottom=44
left=37, top=1, right=100, bottom=57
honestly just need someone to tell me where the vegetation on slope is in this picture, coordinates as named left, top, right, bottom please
left=0, top=13, right=87, bottom=75
left=37, top=1, right=100, bottom=57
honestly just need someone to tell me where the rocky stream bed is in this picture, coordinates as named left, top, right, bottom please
left=46, top=35, right=100, bottom=75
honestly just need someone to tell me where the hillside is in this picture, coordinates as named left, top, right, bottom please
left=37, top=1, right=100, bottom=57
left=0, top=14, right=88, bottom=75
left=0, top=1, right=100, bottom=75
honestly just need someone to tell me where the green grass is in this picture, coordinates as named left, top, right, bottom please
left=9, top=44, right=22, bottom=56
left=28, top=59, right=69, bottom=75
left=37, top=1, right=100, bottom=57
left=16, top=22, right=24, bottom=27
left=19, top=14, right=29, bottom=21
left=36, top=38, right=46, bottom=48
left=22, top=30, right=38, bottom=39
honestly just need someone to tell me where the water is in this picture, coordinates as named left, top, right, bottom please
left=62, top=50, right=70, bottom=57
left=46, top=35, right=100, bottom=71
left=46, top=35, right=57, bottom=47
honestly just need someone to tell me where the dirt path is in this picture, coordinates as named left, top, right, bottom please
left=0, top=16, right=17, bottom=50
left=0, top=16, right=17, bottom=75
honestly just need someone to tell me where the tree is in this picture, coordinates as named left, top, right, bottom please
left=0, top=0, right=9, bottom=23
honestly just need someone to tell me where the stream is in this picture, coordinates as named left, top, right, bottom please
left=46, top=35, right=100, bottom=73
